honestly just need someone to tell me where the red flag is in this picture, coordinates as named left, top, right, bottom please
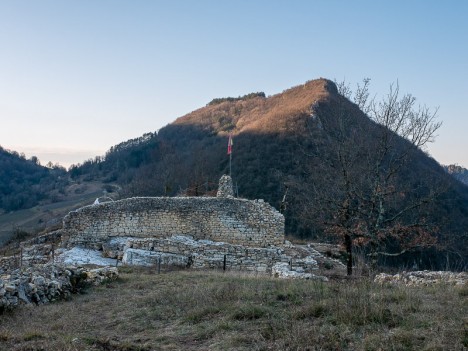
left=227, top=134, right=233, bottom=155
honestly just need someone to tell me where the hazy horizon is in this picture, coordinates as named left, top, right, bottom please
left=0, top=145, right=103, bottom=169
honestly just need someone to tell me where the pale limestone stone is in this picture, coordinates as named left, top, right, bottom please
left=61, top=195, right=284, bottom=250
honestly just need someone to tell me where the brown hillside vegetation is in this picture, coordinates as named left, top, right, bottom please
left=70, top=78, right=468, bottom=271
left=173, top=78, right=335, bottom=135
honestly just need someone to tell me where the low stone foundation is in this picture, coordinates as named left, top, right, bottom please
left=66, top=234, right=326, bottom=278
left=121, top=235, right=291, bottom=273
left=374, top=271, right=468, bottom=286
left=0, top=264, right=118, bottom=311
left=21, top=243, right=55, bottom=266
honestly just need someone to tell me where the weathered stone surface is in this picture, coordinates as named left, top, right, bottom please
left=0, top=256, right=19, bottom=273
left=61, top=196, right=284, bottom=249
left=374, top=270, right=468, bottom=286
left=123, top=249, right=189, bottom=267
left=56, top=247, right=118, bottom=266
left=102, top=237, right=129, bottom=259
left=272, top=262, right=328, bottom=280
left=217, top=174, right=234, bottom=198
left=124, top=235, right=292, bottom=273
left=0, top=264, right=118, bottom=311
left=21, top=230, right=62, bottom=247
left=54, top=235, right=328, bottom=277
left=21, top=243, right=55, bottom=266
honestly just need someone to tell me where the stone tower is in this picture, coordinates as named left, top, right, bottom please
left=216, top=175, right=234, bottom=198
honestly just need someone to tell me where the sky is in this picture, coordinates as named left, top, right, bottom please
left=0, top=0, right=467, bottom=168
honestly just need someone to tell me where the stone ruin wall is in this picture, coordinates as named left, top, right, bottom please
left=1, top=176, right=299, bottom=278
left=120, top=236, right=319, bottom=274
left=0, top=255, right=20, bottom=273
left=0, top=231, right=63, bottom=273
left=61, top=196, right=284, bottom=250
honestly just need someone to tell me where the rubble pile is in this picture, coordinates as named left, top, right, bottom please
left=0, top=264, right=118, bottom=311
left=374, top=270, right=467, bottom=286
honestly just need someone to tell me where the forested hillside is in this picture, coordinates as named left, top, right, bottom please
left=0, top=147, right=67, bottom=212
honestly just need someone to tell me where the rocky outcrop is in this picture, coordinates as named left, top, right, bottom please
left=0, top=264, right=118, bottom=311
left=374, top=270, right=468, bottom=286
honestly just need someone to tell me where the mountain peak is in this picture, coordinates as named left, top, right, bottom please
left=322, top=78, right=338, bottom=94
left=171, top=78, right=337, bottom=136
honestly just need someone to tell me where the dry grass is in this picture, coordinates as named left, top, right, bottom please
left=0, top=267, right=466, bottom=350
left=172, top=78, right=335, bottom=137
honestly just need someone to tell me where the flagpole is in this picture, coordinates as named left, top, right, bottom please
left=228, top=134, right=233, bottom=177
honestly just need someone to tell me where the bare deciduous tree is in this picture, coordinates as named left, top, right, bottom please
left=299, top=79, right=442, bottom=275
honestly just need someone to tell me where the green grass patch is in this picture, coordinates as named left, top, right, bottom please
left=232, top=304, right=269, bottom=320
left=23, top=331, right=45, bottom=341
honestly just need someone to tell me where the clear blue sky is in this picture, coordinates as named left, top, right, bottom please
left=1, top=0, right=467, bottom=168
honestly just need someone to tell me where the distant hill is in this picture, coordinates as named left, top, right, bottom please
left=444, top=164, right=468, bottom=186
left=0, top=145, right=120, bottom=245
left=67, top=78, right=468, bottom=269
left=0, top=146, right=68, bottom=212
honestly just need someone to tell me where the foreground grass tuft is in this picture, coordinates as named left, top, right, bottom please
left=0, top=267, right=466, bottom=350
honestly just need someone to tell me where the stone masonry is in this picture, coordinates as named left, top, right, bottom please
left=0, top=264, right=118, bottom=311
left=101, top=234, right=322, bottom=277
left=216, top=174, right=234, bottom=198
left=61, top=178, right=284, bottom=250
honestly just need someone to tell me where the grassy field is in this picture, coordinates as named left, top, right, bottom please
left=0, top=267, right=466, bottom=351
